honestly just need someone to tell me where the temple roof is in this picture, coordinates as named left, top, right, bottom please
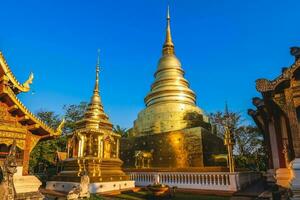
left=256, top=47, right=300, bottom=93
left=0, top=51, right=63, bottom=138
left=0, top=52, right=34, bottom=94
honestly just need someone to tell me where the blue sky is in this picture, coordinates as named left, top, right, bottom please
left=1, top=0, right=300, bottom=128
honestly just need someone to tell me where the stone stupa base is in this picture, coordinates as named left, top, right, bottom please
left=46, top=158, right=135, bottom=194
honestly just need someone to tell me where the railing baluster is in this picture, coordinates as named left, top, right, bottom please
left=128, top=171, right=259, bottom=192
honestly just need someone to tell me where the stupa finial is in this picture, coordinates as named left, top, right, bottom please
left=76, top=49, right=112, bottom=130
left=225, top=101, right=229, bottom=116
left=94, top=49, right=100, bottom=94
left=89, top=49, right=101, bottom=106
left=163, top=5, right=175, bottom=55
left=167, top=5, right=170, bottom=20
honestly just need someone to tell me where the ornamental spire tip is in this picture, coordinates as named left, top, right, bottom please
left=93, top=49, right=100, bottom=95
left=163, top=5, right=175, bottom=55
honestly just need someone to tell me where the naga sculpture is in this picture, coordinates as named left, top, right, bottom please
left=0, top=140, right=18, bottom=200
left=22, top=72, right=34, bottom=89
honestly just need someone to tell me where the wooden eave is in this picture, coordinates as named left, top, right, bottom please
left=0, top=83, right=60, bottom=138
left=256, top=61, right=300, bottom=93
left=0, top=51, right=31, bottom=94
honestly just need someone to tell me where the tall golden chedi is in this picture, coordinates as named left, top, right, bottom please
left=121, top=8, right=225, bottom=169
left=46, top=53, right=135, bottom=194
left=133, top=7, right=209, bottom=136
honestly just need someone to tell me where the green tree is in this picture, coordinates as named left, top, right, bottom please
left=29, top=102, right=88, bottom=174
left=113, top=125, right=129, bottom=138
left=63, top=102, right=88, bottom=133
left=30, top=111, right=66, bottom=173
left=209, top=110, right=267, bottom=171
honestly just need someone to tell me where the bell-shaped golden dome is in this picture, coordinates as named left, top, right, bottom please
left=133, top=7, right=209, bottom=136
left=144, top=6, right=197, bottom=108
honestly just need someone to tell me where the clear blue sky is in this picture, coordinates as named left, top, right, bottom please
left=1, top=0, right=300, bottom=128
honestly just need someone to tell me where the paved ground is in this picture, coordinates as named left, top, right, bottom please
left=230, top=180, right=267, bottom=200
left=112, top=190, right=229, bottom=200
left=230, top=180, right=289, bottom=200
left=41, top=181, right=290, bottom=200
left=42, top=188, right=230, bottom=200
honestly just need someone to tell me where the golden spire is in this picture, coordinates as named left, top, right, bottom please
left=94, top=49, right=100, bottom=93
left=77, top=49, right=112, bottom=130
left=163, top=5, right=175, bottom=55
left=91, top=49, right=101, bottom=104
left=144, top=6, right=196, bottom=107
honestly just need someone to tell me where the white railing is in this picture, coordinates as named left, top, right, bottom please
left=128, top=171, right=261, bottom=192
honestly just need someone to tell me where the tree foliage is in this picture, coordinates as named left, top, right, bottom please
left=209, top=110, right=267, bottom=171
left=113, top=125, right=129, bottom=138
left=29, top=102, right=88, bottom=174
left=30, top=111, right=65, bottom=173
left=63, top=102, right=88, bottom=133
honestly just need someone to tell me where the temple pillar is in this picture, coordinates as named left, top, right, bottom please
left=269, top=120, right=280, bottom=169
left=98, top=135, right=102, bottom=158
left=265, top=120, right=279, bottom=185
left=67, top=139, right=71, bottom=159
left=22, top=132, right=31, bottom=175
left=284, top=88, right=300, bottom=157
left=256, top=114, right=274, bottom=170
left=284, top=88, right=300, bottom=198
left=116, top=138, right=120, bottom=158
left=276, top=115, right=292, bottom=188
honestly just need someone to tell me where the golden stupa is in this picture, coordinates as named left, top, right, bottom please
left=133, top=7, right=210, bottom=136
left=46, top=52, right=135, bottom=194
left=121, top=7, right=225, bottom=169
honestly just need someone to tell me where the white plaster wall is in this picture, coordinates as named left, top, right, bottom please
left=46, top=180, right=135, bottom=194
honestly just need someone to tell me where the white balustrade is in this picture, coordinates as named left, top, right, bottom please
left=128, top=171, right=261, bottom=192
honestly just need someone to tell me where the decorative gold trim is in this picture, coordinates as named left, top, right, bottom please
left=0, top=138, right=25, bottom=150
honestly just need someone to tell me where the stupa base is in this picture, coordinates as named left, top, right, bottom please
left=46, top=180, right=135, bottom=194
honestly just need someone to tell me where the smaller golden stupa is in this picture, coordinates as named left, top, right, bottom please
left=46, top=52, right=134, bottom=193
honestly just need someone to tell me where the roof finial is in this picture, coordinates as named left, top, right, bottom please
left=167, top=5, right=170, bottom=20
left=163, top=5, right=175, bottom=55
left=224, top=101, right=230, bottom=127
left=225, top=101, right=229, bottom=116
left=94, top=49, right=100, bottom=94
left=97, top=49, right=100, bottom=68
